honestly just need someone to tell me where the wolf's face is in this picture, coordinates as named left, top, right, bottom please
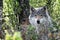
left=29, top=6, right=50, bottom=26
left=29, top=6, right=53, bottom=40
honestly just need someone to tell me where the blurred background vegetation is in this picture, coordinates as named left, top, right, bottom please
left=2, top=0, right=60, bottom=40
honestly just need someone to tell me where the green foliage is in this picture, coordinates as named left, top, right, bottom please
left=30, top=0, right=47, bottom=8
left=26, top=25, right=38, bottom=40
left=5, top=30, right=12, bottom=40
left=51, top=0, right=60, bottom=30
left=5, top=30, right=23, bottom=40
left=13, top=32, right=23, bottom=40
left=3, top=0, right=21, bottom=39
left=3, top=0, right=21, bottom=30
left=3, top=0, right=14, bottom=16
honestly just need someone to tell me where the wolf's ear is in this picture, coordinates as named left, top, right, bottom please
left=31, top=7, right=36, bottom=12
left=41, top=6, right=46, bottom=11
left=43, top=6, right=46, bottom=10
left=43, top=6, right=50, bottom=15
left=30, top=7, right=36, bottom=14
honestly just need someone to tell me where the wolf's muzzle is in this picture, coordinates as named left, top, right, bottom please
left=37, top=20, right=40, bottom=24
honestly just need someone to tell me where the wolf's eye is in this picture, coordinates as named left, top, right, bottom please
left=40, top=15, right=42, bottom=16
left=35, top=15, right=37, bottom=16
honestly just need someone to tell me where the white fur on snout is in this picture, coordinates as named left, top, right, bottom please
left=40, top=17, right=47, bottom=24
left=29, top=15, right=40, bottom=33
left=29, top=16, right=37, bottom=26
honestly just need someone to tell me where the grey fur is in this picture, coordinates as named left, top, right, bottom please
left=29, top=6, right=53, bottom=40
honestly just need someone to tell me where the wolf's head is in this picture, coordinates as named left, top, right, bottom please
left=29, top=6, right=52, bottom=27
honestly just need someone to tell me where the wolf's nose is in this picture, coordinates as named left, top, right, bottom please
left=37, top=20, right=40, bottom=24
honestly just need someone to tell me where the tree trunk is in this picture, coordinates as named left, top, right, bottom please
left=18, top=0, right=30, bottom=24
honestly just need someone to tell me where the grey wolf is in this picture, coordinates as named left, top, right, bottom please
left=29, top=6, right=53, bottom=40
